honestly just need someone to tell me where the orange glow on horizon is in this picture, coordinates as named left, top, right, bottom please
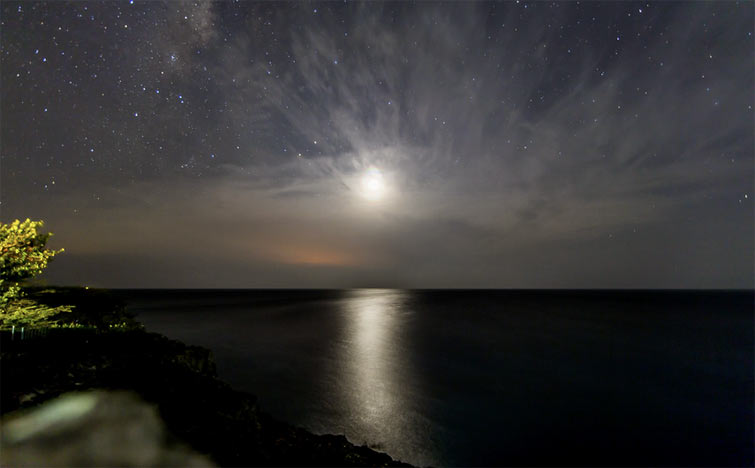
left=257, top=244, right=358, bottom=266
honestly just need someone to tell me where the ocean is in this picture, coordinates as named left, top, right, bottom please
left=121, top=289, right=754, bottom=467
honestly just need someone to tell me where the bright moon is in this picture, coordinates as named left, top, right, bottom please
left=361, top=167, right=386, bottom=201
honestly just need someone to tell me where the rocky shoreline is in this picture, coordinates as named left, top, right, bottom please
left=0, top=329, right=411, bottom=467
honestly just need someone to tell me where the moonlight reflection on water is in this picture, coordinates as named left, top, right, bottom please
left=338, top=290, right=436, bottom=462
left=346, top=290, right=402, bottom=424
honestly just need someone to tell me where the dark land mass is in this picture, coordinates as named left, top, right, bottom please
left=0, top=288, right=410, bottom=467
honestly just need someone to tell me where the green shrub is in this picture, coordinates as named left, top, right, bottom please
left=0, top=219, right=72, bottom=328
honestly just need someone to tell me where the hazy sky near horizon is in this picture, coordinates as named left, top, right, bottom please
left=2, top=1, right=753, bottom=288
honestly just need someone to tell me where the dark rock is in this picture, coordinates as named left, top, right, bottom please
left=1, top=390, right=214, bottom=467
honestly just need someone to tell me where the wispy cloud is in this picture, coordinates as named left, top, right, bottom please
left=4, top=1, right=752, bottom=288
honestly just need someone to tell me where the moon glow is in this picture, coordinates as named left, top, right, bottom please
left=361, top=167, right=386, bottom=201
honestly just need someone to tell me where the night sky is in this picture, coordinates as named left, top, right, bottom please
left=1, top=1, right=753, bottom=288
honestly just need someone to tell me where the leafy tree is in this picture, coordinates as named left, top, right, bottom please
left=0, top=219, right=72, bottom=327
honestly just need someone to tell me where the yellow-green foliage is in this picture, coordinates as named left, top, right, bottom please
left=2, top=297, right=73, bottom=328
left=0, top=219, right=72, bottom=327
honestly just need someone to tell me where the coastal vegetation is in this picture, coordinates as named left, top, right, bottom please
left=0, top=219, right=71, bottom=328
left=0, top=219, right=139, bottom=330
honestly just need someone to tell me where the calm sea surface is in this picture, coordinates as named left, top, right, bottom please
left=121, top=289, right=753, bottom=467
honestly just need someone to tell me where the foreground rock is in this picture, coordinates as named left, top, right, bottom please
left=0, top=330, right=410, bottom=467
left=1, top=391, right=213, bottom=467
